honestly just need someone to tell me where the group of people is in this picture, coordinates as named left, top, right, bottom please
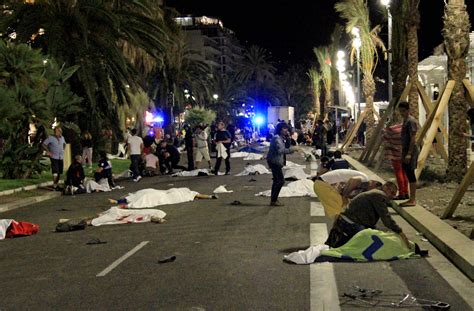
left=42, top=126, right=118, bottom=194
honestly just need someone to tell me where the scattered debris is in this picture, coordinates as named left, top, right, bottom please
left=158, top=255, right=176, bottom=264
left=231, top=200, right=242, bottom=206
left=86, top=238, right=107, bottom=245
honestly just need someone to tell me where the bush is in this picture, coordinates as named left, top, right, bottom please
left=185, top=107, right=216, bottom=127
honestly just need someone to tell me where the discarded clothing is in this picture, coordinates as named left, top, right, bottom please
left=283, top=244, right=330, bottom=264
left=256, top=179, right=316, bottom=197
left=213, top=185, right=233, bottom=193
left=320, top=169, right=369, bottom=184
left=91, top=206, right=166, bottom=226
left=56, top=220, right=87, bottom=232
left=124, top=188, right=199, bottom=208
left=283, top=167, right=310, bottom=180
left=235, top=164, right=271, bottom=176
left=1, top=219, right=39, bottom=240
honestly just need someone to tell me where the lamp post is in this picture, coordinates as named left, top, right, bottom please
left=336, top=50, right=347, bottom=148
left=352, top=27, right=362, bottom=120
left=381, top=0, right=392, bottom=102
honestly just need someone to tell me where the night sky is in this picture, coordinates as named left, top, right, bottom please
left=167, top=0, right=474, bottom=99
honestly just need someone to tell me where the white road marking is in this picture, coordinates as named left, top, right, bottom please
left=310, top=201, right=325, bottom=217
left=96, top=241, right=149, bottom=277
left=310, top=221, right=340, bottom=310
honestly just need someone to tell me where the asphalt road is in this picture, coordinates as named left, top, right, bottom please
left=0, top=151, right=471, bottom=310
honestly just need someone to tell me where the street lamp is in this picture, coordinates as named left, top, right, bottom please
left=381, top=0, right=392, bottom=102
left=352, top=27, right=362, bottom=120
left=213, top=94, right=219, bottom=100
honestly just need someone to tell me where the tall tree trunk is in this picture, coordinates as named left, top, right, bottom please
left=362, top=75, right=376, bottom=142
left=443, top=1, right=470, bottom=182
left=406, top=1, right=420, bottom=121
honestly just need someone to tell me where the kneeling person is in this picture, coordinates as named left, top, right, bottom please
left=326, top=182, right=409, bottom=249
left=65, top=155, right=86, bottom=194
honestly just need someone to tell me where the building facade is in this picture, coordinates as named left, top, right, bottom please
left=175, top=16, right=244, bottom=75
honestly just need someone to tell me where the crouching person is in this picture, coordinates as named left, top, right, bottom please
left=326, top=182, right=409, bottom=249
left=94, top=151, right=117, bottom=188
left=65, top=155, right=86, bottom=194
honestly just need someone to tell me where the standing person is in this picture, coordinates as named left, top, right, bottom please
left=357, top=121, right=367, bottom=146
left=184, top=125, right=194, bottom=171
left=313, top=119, right=327, bottom=156
left=267, top=122, right=295, bottom=206
left=384, top=123, right=409, bottom=200
left=398, top=101, right=419, bottom=207
left=127, top=129, right=143, bottom=182
left=194, top=126, right=212, bottom=170
left=43, top=126, right=66, bottom=191
left=81, top=131, right=93, bottom=169
left=213, top=121, right=232, bottom=175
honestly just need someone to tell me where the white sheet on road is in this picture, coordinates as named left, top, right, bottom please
left=284, top=244, right=330, bottom=264
left=283, top=167, right=310, bottom=180
left=256, top=179, right=316, bottom=197
left=91, top=207, right=166, bottom=226
left=320, top=169, right=369, bottom=184
left=244, top=153, right=263, bottom=160
left=231, top=152, right=250, bottom=158
left=213, top=185, right=233, bottom=193
left=125, top=188, right=199, bottom=208
left=172, top=169, right=210, bottom=177
left=85, top=178, right=111, bottom=193
left=285, top=161, right=305, bottom=168
left=235, top=164, right=270, bottom=176
left=0, top=219, right=13, bottom=240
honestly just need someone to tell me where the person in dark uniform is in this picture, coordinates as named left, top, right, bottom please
left=184, top=124, right=194, bottom=171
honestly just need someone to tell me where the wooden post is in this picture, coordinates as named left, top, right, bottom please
left=416, top=81, right=449, bottom=144
left=340, top=108, right=369, bottom=151
left=415, top=81, right=455, bottom=179
left=360, top=83, right=411, bottom=163
left=463, top=79, right=474, bottom=108
left=442, top=161, right=474, bottom=219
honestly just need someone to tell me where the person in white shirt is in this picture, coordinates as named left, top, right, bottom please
left=194, top=126, right=212, bottom=169
left=127, top=129, right=143, bottom=182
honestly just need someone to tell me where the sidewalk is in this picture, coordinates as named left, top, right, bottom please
left=344, top=154, right=474, bottom=281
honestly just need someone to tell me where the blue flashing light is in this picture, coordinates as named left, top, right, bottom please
left=254, top=116, right=265, bottom=126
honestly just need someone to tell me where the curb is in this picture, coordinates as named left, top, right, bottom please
left=343, top=155, right=474, bottom=281
left=0, top=181, right=54, bottom=197
left=0, top=192, right=62, bottom=213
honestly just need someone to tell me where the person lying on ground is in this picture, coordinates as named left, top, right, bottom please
left=65, top=155, right=86, bottom=194
left=313, top=168, right=369, bottom=184
left=107, top=188, right=218, bottom=209
left=333, top=176, right=383, bottom=200
left=325, top=182, right=410, bottom=249
left=94, top=151, right=117, bottom=188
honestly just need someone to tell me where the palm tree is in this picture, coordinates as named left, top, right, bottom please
left=2, top=0, right=168, bottom=132
left=206, top=72, right=246, bottom=121
left=443, top=0, right=471, bottom=182
left=406, top=0, right=420, bottom=120
left=308, top=67, right=322, bottom=118
left=391, top=1, right=409, bottom=102
left=335, top=0, right=387, bottom=142
left=237, top=45, right=276, bottom=104
left=314, top=46, right=332, bottom=116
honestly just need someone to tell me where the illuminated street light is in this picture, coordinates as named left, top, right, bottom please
left=381, top=0, right=391, bottom=6
left=351, top=27, right=362, bottom=120
left=213, top=94, right=219, bottom=100
left=351, top=27, right=360, bottom=36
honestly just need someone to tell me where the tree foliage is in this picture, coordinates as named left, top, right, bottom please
left=185, top=107, right=216, bottom=127
left=0, top=41, right=81, bottom=179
